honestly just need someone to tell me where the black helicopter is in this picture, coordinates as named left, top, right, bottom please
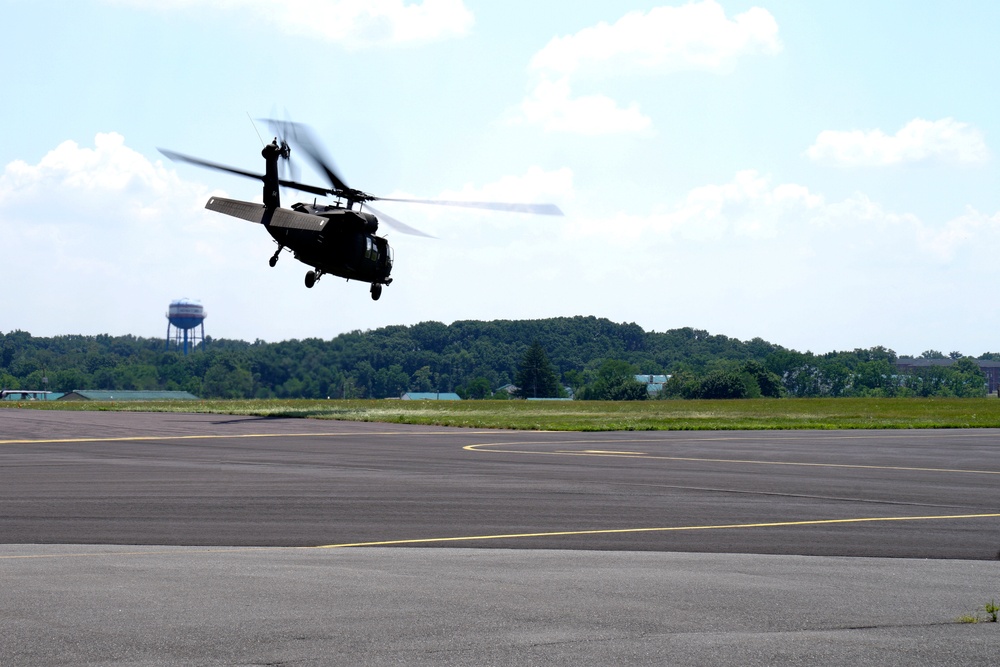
left=159, top=121, right=563, bottom=300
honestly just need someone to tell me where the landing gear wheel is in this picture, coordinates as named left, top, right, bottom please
left=305, top=271, right=316, bottom=288
left=370, top=283, right=382, bottom=301
left=269, top=245, right=283, bottom=267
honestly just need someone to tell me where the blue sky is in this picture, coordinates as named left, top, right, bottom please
left=3, top=0, right=1000, bottom=357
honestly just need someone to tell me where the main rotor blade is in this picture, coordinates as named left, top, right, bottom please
left=158, top=148, right=265, bottom=182
left=366, top=205, right=435, bottom=238
left=278, top=179, right=335, bottom=197
left=159, top=148, right=333, bottom=197
left=263, top=119, right=352, bottom=194
left=374, top=197, right=564, bottom=216
left=163, top=141, right=564, bottom=218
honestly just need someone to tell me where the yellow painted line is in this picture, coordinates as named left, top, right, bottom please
left=0, top=547, right=274, bottom=560
left=7, top=514, right=999, bottom=558
left=0, top=430, right=494, bottom=445
left=311, top=513, right=1000, bottom=549
left=464, top=443, right=1000, bottom=476
left=579, top=449, right=647, bottom=455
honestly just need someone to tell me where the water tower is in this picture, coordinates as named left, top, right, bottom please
left=165, top=299, right=206, bottom=354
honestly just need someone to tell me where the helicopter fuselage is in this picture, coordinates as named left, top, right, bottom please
left=269, top=203, right=393, bottom=286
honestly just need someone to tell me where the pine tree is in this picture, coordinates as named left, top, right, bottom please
left=515, top=341, right=561, bottom=398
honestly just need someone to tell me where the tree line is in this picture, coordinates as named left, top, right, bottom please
left=0, top=318, right=992, bottom=399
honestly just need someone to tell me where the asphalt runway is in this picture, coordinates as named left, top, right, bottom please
left=2, top=409, right=1000, bottom=557
left=3, top=409, right=1000, bottom=665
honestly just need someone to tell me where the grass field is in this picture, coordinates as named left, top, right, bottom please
left=5, top=397, right=1000, bottom=431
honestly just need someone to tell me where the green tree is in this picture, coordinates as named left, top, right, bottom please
left=661, top=368, right=700, bottom=399
left=372, top=365, right=410, bottom=399
left=562, top=369, right=586, bottom=398
left=603, top=376, right=648, bottom=400
left=0, top=371, right=20, bottom=390
left=412, top=366, right=435, bottom=393
left=951, top=357, right=986, bottom=397
left=854, top=359, right=897, bottom=397
left=581, top=359, right=647, bottom=401
left=52, top=368, right=89, bottom=392
left=462, top=377, right=492, bottom=399
left=740, top=360, right=782, bottom=398
left=202, top=358, right=253, bottom=398
left=515, top=341, right=561, bottom=398
left=698, top=370, right=748, bottom=399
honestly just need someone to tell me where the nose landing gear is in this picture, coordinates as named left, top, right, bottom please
left=370, top=283, right=382, bottom=301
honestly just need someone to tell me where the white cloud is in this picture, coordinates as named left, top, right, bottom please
left=434, top=165, right=575, bottom=205
left=109, top=0, right=474, bottom=49
left=542, top=171, right=1000, bottom=353
left=378, top=167, right=1000, bottom=353
left=916, top=206, right=1000, bottom=261
left=530, top=0, right=781, bottom=78
left=806, top=117, right=989, bottom=166
left=559, top=169, right=1000, bottom=280
left=514, top=78, right=651, bottom=136
left=1, top=133, right=186, bottom=214
left=514, top=1, right=780, bottom=135
left=0, top=133, right=283, bottom=337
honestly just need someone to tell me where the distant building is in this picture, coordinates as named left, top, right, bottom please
left=400, top=392, right=462, bottom=401
left=59, top=390, right=199, bottom=401
left=894, top=358, right=1000, bottom=394
left=635, top=374, right=670, bottom=396
left=0, top=390, right=61, bottom=401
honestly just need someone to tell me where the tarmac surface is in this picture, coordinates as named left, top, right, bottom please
left=2, top=409, right=999, bottom=664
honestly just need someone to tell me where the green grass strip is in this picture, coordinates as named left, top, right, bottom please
left=6, top=397, right=1000, bottom=431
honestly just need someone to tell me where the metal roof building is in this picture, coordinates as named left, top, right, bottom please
left=400, top=392, right=462, bottom=401
left=1, top=390, right=63, bottom=401
left=635, top=374, right=670, bottom=395
left=895, top=358, right=1000, bottom=394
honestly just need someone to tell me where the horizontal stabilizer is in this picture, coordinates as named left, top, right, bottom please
left=206, top=197, right=266, bottom=223
left=205, top=198, right=328, bottom=232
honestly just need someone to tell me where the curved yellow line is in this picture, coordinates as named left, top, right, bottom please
left=311, top=513, right=1000, bottom=549
left=463, top=442, right=1000, bottom=475
left=6, top=515, right=998, bottom=558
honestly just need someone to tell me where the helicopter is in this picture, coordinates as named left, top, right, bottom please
left=159, top=121, right=563, bottom=300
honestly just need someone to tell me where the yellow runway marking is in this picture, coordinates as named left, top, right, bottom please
left=0, top=430, right=494, bottom=445
left=465, top=442, right=1000, bottom=476
left=0, top=547, right=273, bottom=560
left=311, top=513, right=1000, bottom=549
left=5, top=514, right=998, bottom=559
